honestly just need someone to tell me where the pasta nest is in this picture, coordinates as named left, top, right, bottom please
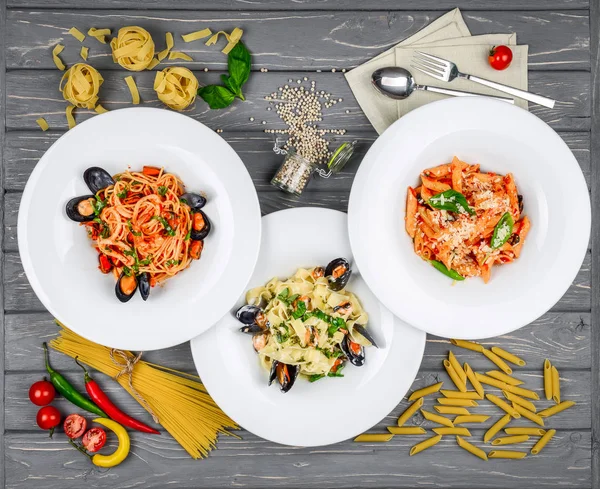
left=154, top=67, right=199, bottom=111
left=59, top=63, right=104, bottom=109
left=110, top=26, right=155, bottom=71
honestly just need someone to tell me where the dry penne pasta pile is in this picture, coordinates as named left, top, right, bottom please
left=354, top=339, right=575, bottom=461
left=42, top=25, right=245, bottom=130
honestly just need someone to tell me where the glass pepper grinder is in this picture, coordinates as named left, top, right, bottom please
left=270, top=140, right=357, bottom=196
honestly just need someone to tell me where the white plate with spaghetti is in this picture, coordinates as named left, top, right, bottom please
left=18, top=107, right=261, bottom=350
left=348, top=97, right=591, bottom=339
left=190, top=208, right=426, bottom=447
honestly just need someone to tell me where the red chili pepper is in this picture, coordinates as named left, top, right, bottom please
left=75, top=358, right=160, bottom=435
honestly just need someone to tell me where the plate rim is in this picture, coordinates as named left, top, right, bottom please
left=17, top=107, right=262, bottom=350
left=191, top=207, right=426, bottom=446
left=348, top=97, right=591, bottom=340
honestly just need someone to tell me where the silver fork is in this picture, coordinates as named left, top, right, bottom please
left=412, top=51, right=555, bottom=109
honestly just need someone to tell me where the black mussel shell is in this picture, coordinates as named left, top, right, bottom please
left=325, top=258, right=352, bottom=291
left=518, top=194, right=524, bottom=214
left=268, top=360, right=279, bottom=386
left=340, top=335, right=365, bottom=367
left=353, top=324, right=379, bottom=349
left=84, top=167, right=115, bottom=194
left=236, top=305, right=262, bottom=325
left=66, top=195, right=96, bottom=222
left=115, top=272, right=138, bottom=303
left=138, top=272, right=150, bottom=301
left=180, top=192, right=207, bottom=210
left=269, top=361, right=298, bottom=393
left=190, top=210, right=211, bottom=241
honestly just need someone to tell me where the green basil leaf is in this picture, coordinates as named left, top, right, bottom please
left=292, top=301, right=307, bottom=319
left=227, top=41, right=251, bottom=95
left=221, top=74, right=242, bottom=99
left=490, top=212, right=514, bottom=249
left=158, top=186, right=168, bottom=197
left=309, top=374, right=325, bottom=383
left=277, top=288, right=290, bottom=302
left=430, top=260, right=465, bottom=281
left=122, top=266, right=132, bottom=277
left=428, top=189, right=475, bottom=216
left=197, top=85, right=236, bottom=110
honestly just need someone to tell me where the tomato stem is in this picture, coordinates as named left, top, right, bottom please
left=68, top=439, right=93, bottom=461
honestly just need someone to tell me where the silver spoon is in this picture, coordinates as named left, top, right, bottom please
left=371, top=67, right=514, bottom=104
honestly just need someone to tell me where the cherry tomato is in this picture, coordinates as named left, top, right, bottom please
left=488, top=45, right=513, bottom=71
left=29, top=380, right=56, bottom=406
left=98, top=254, right=113, bottom=274
left=36, top=406, right=61, bottom=432
left=142, top=166, right=161, bottom=177
left=82, top=427, right=107, bottom=452
left=64, top=414, right=87, bottom=439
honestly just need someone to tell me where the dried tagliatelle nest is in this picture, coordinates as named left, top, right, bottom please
left=110, top=26, right=155, bottom=71
left=60, top=63, right=104, bottom=109
left=154, top=67, right=199, bottom=111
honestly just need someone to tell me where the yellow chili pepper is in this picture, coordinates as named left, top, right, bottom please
left=91, top=418, right=130, bottom=467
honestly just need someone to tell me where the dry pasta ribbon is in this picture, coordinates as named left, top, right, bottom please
left=205, top=27, right=243, bottom=54
left=52, top=44, right=66, bottom=71
left=65, top=104, right=76, bottom=129
left=456, top=435, right=487, bottom=461
left=354, top=434, right=394, bottom=442
left=484, top=414, right=511, bottom=443
left=94, top=104, right=108, bottom=114
left=124, top=76, right=140, bottom=104
left=36, top=118, right=49, bottom=131
left=387, top=427, right=426, bottom=435
left=168, top=51, right=193, bottom=61
left=111, top=26, right=155, bottom=71
left=68, top=27, right=86, bottom=42
left=158, top=32, right=174, bottom=61
left=60, top=63, right=103, bottom=109
left=182, top=28, right=213, bottom=42
left=397, top=397, right=423, bottom=427
left=154, top=67, right=199, bottom=111
left=538, top=400, right=575, bottom=418
left=88, top=27, right=111, bottom=44
left=408, top=381, right=443, bottom=401
left=531, top=429, right=556, bottom=455
left=409, top=434, right=441, bottom=456
left=490, top=346, right=526, bottom=366
left=80, top=46, right=89, bottom=61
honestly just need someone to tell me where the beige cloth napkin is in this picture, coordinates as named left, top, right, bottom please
left=345, top=9, right=528, bottom=134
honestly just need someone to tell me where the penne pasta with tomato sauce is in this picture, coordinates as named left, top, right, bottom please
left=405, top=156, right=530, bottom=283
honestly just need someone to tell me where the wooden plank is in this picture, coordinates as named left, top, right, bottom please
left=4, top=70, right=591, bottom=132
left=3, top=429, right=591, bottom=488
left=2, top=130, right=591, bottom=193
left=5, top=1, right=591, bottom=11
left=4, top=10, right=589, bottom=71
left=588, top=0, right=600, bottom=484
left=4, top=312, right=590, bottom=372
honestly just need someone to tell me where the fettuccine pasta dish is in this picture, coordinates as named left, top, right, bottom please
left=405, top=156, right=530, bottom=283
left=235, top=258, right=378, bottom=393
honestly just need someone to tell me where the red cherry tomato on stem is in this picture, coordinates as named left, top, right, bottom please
left=37, top=406, right=61, bottom=436
left=488, top=45, right=513, bottom=71
left=64, top=414, right=87, bottom=439
left=29, top=379, right=56, bottom=406
left=82, top=427, right=107, bottom=452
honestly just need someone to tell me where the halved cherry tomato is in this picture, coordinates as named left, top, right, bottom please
left=189, top=240, right=203, bottom=260
left=98, top=254, right=113, bottom=274
left=29, top=380, right=56, bottom=406
left=142, top=166, right=161, bottom=177
left=64, top=414, right=87, bottom=439
left=488, top=45, right=513, bottom=70
left=82, top=427, right=107, bottom=453
left=126, top=232, right=134, bottom=244
left=37, top=406, right=61, bottom=431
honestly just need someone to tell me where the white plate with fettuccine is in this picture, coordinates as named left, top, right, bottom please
left=18, top=107, right=261, bottom=351
left=191, top=208, right=426, bottom=447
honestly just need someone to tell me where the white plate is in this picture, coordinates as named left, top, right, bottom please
left=190, top=208, right=425, bottom=446
left=348, top=97, right=591, bottom=340
left=18, top=108, right=261, bottom=350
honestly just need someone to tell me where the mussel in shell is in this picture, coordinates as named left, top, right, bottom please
left=340, top=335, right=365, bottom=367
left=190, top=210, right=211, bottom=241
left=268, top=360, right=299, bottom=393
left=83, top=167, right=115, bottom=194
left=180, top=192, right=207, bottom=210
left=66, top=195, right=96, bottom=222
left=352, top=324, right=379, bottom=349
left=236, top=305, right=269, bottom=334
left=325, top=258, right=352, bottom=291
left=115, top=272, right=138, bottom=303
left=138, top=272, right=150, bottom=301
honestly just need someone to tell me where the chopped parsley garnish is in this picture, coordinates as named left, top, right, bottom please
left=122, top=266, right=132, bottom=277
left=299, top=308, right=347, bottom=336
left=277, top=288, right=299, bottom=306
left=158, top=186, right=168, bottom=196
left=184, top=230, right=191, bottom=241
left=317, top=347, right=343, bottom=359
left=92, top=197, right=107, bottom=216
left=153, top=216, right=176, bottom=236
left=117, top=186, right=129, bottom=199
left=166, top=259, right=180, bottom=267
left=308, top=374, right=325, bottom=383
left=291, top=300, right=307, bottom=319
left=126, top=220, right=142, bottom=237
left=138, top=257, right=152, bottom=266
left=93, top=217, right=110, bottom=238
left=275, top=324, right=291, bottom=344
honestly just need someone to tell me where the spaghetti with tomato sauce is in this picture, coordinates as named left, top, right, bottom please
left=82, top=166, right=208, bottom=297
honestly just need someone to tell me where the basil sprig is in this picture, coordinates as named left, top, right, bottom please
left=491, top=212, right=514, bottom=249
left=198, top=42, right=251, bottom=109
left=428, top=189, right=475, bottom=216
left=430, top=260, right=465, bottom=281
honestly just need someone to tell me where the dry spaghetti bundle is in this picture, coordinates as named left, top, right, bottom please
left=110, top=26, right=155, bottom=71
left=50, top=325, right=239, bottom=459
left=60, top=63, right=104, bottom=109
left=154, top=67, right=199, bottom=111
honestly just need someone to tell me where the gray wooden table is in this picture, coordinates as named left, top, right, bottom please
left=0, top=0, right=598, bottom=487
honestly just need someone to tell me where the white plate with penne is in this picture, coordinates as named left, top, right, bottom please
left=348, top=97, right=591, bottom=339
